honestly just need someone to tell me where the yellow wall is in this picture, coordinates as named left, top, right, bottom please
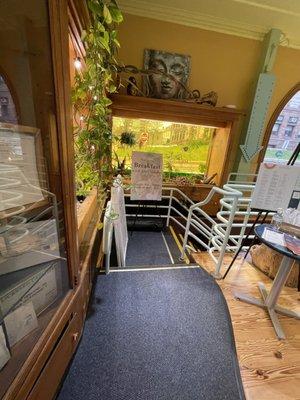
left=117, top=13, right=300, bottom=173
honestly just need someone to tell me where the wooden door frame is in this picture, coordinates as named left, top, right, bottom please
left=258, top=82, right=300, bottom=169
left=49, top=0, right=79, bottom=286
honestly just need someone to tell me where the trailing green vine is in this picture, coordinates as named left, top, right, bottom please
left=72, top=0, right=123, bottom=198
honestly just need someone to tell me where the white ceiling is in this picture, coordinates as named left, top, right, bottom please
left=118, top=0, right=300, bottom=49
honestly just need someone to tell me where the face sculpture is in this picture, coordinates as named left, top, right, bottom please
left=144, top=50, right=190, bottom=99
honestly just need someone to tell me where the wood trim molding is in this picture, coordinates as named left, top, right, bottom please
left=111, top=94, right=244, bottom=128
left=258, top=82, right=300, bottom=169
left=68, top=0, right=90, bottom=60
left=77, top=188, right=98, bottom=245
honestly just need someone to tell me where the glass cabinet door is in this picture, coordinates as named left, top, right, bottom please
left=0, top=0, right=74, bottom=395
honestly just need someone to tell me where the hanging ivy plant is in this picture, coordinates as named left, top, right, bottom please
left=73, top=0, right=123, bottom=198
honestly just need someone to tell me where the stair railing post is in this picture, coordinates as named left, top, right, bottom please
left=166, top=188, right=173, bottom=227
left=213, top=194, right=239, bottom=279
left=180, top=207, right=193, bottom=261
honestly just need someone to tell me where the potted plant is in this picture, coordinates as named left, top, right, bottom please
left=114, top=131, right=136, bottom=175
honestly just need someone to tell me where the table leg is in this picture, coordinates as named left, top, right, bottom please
left=265, top=256, right=293, bottom=308
left=258, top=282, right=286, bottom=340
left=234, top=256, right=299, bottom=340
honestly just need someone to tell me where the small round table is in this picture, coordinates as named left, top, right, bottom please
left=235, top=223, right=300, bottom=340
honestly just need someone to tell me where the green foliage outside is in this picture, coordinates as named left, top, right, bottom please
left=265, top=148, right=294, bottom=161
left=112, top=117, right=213, bottom=181
left=73, top=0, right=123, bottom=197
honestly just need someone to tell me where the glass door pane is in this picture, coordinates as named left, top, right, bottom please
left=0, top=0, right=71, bottom=395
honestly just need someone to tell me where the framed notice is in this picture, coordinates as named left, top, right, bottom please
left=251, top=163, right=300, bottom=212
left=0, top=123, right=45, bottom=213
left=131, top=151, right=163, bottom=201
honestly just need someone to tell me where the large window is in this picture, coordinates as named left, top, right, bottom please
left=264, top=91, right=300, bottom=164
left=112, top=116, right=214, bottom=181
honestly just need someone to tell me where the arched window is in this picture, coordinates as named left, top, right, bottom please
left=0, top=74, right=18, bottom=124
left=263, top=85, right=300, bottom=165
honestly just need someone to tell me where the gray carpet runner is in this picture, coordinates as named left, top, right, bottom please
left=57, top=267, right=245, bottom=400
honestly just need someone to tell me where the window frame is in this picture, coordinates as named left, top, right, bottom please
left=259, top=83, right=300, bottom=167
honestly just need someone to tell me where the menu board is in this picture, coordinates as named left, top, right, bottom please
left=0, top=123, right=44, bottom=212
left=131, top=151, right=163, bottom=201
left=251, top=163, right=300, bottom=212
left=111, top=185, right=128, bottom=267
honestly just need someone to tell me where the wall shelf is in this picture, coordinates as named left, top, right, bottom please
left=111, top=94, right=245, bottom=128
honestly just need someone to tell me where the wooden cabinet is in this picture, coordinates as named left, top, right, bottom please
left=27, top=294, right=83, bottom=400
left=0, top=1, right=97, bottom=399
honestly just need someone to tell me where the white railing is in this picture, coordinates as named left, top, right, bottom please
left=124, top=187, right=202, bottom=234
left=124, top=186, right=244, bottom=277
left=105, top=174, right=270, bottom=277
left=179, top=185, right=243, bottom=278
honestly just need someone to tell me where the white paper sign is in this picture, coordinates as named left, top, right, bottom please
left=4, top=302, right=38, bottom=346
left=262, top=228, right=285, bottom=246
left=0, top=325, right=10, bottom=370
left=131, top=152, right=163, bottom=201
left=0, top=263, right=58, bottom=317
left=251, top=163, right=300, bottom=212
left=111, top=186, right=128, bottom=267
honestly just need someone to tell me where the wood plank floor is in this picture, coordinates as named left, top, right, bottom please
left=192, top=252, right=300, bottom=400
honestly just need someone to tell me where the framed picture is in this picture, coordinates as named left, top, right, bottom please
left=0, top=122, right=46, bottom=214
left=143, top=49, right=191, bottom=99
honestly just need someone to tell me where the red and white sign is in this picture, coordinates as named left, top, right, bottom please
left=139, top=132, right=148, bottom=145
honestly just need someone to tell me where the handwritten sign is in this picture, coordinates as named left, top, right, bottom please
left=251, top=163, right=300, bottom=212
left=131, top=151, right=163, bottom=201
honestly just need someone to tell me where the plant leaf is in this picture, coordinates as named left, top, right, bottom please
left=88, top=0, right=102, bottom=15
left=109, top=5, right=123, bottom=23
left=103, top=4, right=112, bottom=24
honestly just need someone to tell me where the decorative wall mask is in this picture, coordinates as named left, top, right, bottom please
left=118, top=50, right=218, bottom=106
left=143, top=49, right=191, bottom=100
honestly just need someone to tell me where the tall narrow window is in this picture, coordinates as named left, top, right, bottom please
left=264, top=91, right=300, bottom=164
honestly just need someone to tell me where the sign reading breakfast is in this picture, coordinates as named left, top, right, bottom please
left=131, top=151, right=163, bottom=201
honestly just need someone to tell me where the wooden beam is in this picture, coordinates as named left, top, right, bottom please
left=111, top=94, right=244, bottom=128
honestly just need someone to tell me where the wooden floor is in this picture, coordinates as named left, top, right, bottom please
left=192, top=253, right=300, bottom=400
